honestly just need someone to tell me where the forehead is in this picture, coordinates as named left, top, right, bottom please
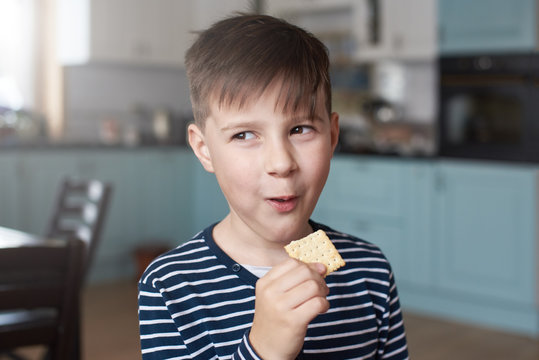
left=210, top=77, right=328, bottom=119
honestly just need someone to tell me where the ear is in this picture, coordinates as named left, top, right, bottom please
left=329, top=112, right=340, bottom=155
left=187, top=123, right=215, bottom=173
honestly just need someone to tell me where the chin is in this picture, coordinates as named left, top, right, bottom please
left=264, top=219, right=311, bottom=242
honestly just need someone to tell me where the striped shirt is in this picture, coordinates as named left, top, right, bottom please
left=138, top=221, right=409, bottom=359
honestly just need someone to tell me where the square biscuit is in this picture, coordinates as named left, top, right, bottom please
left=284, top=230, right=345, bottom=277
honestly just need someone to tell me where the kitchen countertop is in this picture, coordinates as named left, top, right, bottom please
left=3, top=142, right=539, bottom=167
left=0, top=142, right=187, bottom=151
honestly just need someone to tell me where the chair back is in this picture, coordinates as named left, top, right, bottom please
left=0, top=237, right=85, bottom=359
left=46, top=178, right=112, bottom=278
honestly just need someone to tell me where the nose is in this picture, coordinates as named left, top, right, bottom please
left=264, top=139, right=298, bottom=177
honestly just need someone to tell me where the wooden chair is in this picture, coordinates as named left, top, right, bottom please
left=46, top=178, right=113, bottom=280
left=0, top=237, right=85, bottom=360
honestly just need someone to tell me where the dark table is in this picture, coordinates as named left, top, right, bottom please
left=0, top=226, right=63, bottom=248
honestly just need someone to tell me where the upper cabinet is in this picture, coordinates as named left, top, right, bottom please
left=377, top=0, right=438, bottom=61
left=57, top=0, right=253, bottom=67
left=264, top=0, right=437, bottom=63
left=438, top=0, right=538, bottom=55
left=56, top=0, right=538, bottom=67
left=58, top=0, right=186, bottom=66
left=189, top=0, right=255, bottom=32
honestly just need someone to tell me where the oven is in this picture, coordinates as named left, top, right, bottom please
left=438, top=54, right=539, bottom=163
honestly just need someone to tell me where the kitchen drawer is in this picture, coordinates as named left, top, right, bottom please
left=325, top=156, right=407, bottom=219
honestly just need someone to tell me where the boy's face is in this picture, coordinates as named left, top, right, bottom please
left=189, top=83, right=339, bottom=247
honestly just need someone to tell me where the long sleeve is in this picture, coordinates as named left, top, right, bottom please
left=378, top=271, right=409, bottom=359
left=138, top=281, right=190, bottom=359
left=138, top=222, right=410, bottom=359
left=138, top=279, right=263, bottom=360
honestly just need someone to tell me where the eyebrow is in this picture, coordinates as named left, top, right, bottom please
left=219, top=114, right=326, bottom=133
left=220, top=120, right=260, bottom=132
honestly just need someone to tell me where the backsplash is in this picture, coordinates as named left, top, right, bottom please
left=332, top=60, right=437, bottom=156
left=61, top=59, right=437, bottom=154
left=63, top=63, right=192, bottom=145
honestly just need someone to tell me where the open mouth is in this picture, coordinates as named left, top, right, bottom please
left=267, top=196, right=298, bottom=212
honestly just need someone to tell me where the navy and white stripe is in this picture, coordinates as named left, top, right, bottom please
left=138, top=221, right=409, bottom=359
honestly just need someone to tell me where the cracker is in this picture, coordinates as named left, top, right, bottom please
left=284, top=230, right=345, bottom=277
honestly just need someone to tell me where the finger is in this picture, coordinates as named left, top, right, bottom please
left=308, top=262, right=327, bottom=277
left=283, top=276, right=329, bottom=308
left=294, top=294, right=330, bottom=322
left=255, top=258, right=305, bottom=301
left=263, top=257, right=303, bottom=280
left=259, top=258, right=308, bottom=291
left=273, top=260, right=327, bottom=295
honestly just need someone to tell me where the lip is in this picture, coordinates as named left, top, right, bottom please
left=266, top=196, right=298, bottom=213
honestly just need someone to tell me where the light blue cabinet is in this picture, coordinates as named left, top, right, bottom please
left=318, top=155, right=539, bottom=336
left=435, top=161, right=536, bottom=304
left=0, top=148, right=196, bottom=282
left=2, top=149, right=538, bottom=335
left=0, top=148, right=229, bottom=282
left=130, top=150, right=195, bottom=242
left=81, top=150, right=193, bottom=280
left=401, top=161, right=437, bottom=288
left=315, top=156, right=434, bottom=289
left=0, top=154, right=20, bottom=228
left=12, top=152, right=81, bottom=233
left=439, top=0, right=537, bottom=54
left=317, top=156, right=410, bottom=275
left=427, top=160, right=538, bottom=334
left=322, top=156, right=408, bottom=219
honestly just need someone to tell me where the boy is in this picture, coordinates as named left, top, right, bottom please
left=138, top=14, right=408, bottom=360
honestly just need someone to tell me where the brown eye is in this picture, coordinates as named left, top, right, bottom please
left=233, top=132, right=246, bottom=140
left=232, top=131, right=255, bottom=140
left=291, top=126, right=313, bottom=135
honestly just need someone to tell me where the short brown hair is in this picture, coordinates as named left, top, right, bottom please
left=185, top=14, right=331, bottom=127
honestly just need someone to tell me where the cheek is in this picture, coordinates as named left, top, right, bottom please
left=312, top=159, right=331, bottom=190
left=213, top=152, right=258, bottom=196
left=304, top=142, right=333, bottom=177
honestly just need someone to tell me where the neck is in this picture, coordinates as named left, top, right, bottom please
left=212, top=215, right=307, bottom=267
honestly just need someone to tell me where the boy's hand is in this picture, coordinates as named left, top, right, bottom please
left=249, top=258, right=330, bottom=360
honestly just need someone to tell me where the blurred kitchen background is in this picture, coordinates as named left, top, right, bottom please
left=0, top=0, right=538, bottom=359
